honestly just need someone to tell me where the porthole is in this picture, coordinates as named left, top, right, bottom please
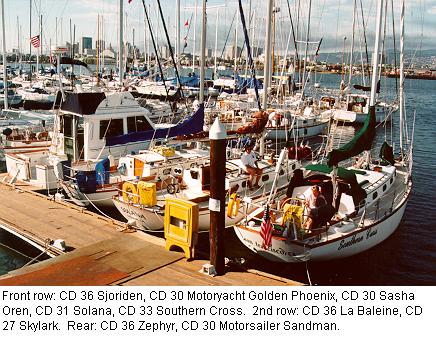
left=383, top=184, right=387, bottom=192
left=262, top=175, right=269, bottom=182
left=279, top=169, right=285, bottom=176
left=390, top=177, right=393, bottom=184
left=373, top=192, right=378, bottom=199
left=242, top=181, right=247, bottom=188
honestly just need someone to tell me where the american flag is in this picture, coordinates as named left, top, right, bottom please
left=30, top=35, right=40, bottom=48
left=260, top=205, right=272, bottom=249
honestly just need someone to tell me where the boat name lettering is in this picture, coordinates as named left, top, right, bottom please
left=366, top=228, right=377, bottom=239
left=119, top=206, right=147, bottom=221
left=338, top=234, right=364, bottom=251
left=253, top=241, right=293, bottom=256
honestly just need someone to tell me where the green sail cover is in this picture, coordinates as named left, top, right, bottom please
left=327, top=105, right=376, bottom=167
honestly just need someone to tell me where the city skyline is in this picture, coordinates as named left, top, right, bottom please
left=1, top=0, right=433, bottom=56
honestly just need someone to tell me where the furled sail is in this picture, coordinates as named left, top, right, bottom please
left=327, top=105, right=376, bottom=167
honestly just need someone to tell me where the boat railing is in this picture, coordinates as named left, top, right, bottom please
left=351, top=184, right=408, bottom=226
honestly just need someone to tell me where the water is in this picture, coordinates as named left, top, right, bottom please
left=1, top=73, right=435, bottom=285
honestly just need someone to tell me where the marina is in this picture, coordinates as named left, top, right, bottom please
left=0, top=176, right=300, bottom=286
left=0, top=0, right=434, bottom=287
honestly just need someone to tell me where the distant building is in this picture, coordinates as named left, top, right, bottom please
left=224, top=46, right=242, bottom=60
left=159, top=45, right=169, bottom=59
left=81, top=37, right=92, bottom=54
left=84, top=48, right=96, bottom=57
left=66, top=42, right=79, bottom=56
left=100, top=49, right=115, bottom=59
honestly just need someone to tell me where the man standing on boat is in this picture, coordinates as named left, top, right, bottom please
left=240, top=144, right=263, bottom=190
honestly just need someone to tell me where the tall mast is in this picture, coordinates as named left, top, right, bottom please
left=199, top=0, right=206, bottom=104
left=1, top=0, right=8, bottom=110
left=348, top=0, right=356, bottom=87
left=262, top=0, right=273, bottom=110
left=29, top=0, right=32, bottom=80
left=176, top=0, right=180, bottom=85
left=36, top=13, right=40, bottom=76
left=192, top=0, right=198, bottom=72
left=301, top=0, right=312, bottom=95
left=214, top=8, right=219, bottom=77
left=370, top=0, right=384, bottom=106
left=399, top=0, right=405, bottom=155
left=118, top=0, right=124, bottom=85
left=16, top=16, right=19, bottom=65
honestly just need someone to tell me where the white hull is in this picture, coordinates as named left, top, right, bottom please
left=332, top=108, right=393, bottom=124
left=234, top=185, right=410, bottom=263
left=113, top=191, right=276, bottom=232
left=265, top=121, right=327, bottom=140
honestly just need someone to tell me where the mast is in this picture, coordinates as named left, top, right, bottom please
left=192, top=0, right=197, bottom=72
left=176, top=0, right=180, bottom=85
left=29, top=0, right=32, bottom=80
left=16, top=16, right=19, bottom=65
left=301, top=0, right=312, bottom=96
left=96, top=14, right=100, bottom=84
left=147, top=4, right=151, bottom=70
left=36, top=14, right=40, bottom=77
left=1, top=0, right=7, bottom=110
left=199, top=0, right=206, bottom=104
left=399, top=0, right=404, bottom=156
left=260, top=0, right=273, bottom=157
left=262, top=0, right=273, bottom=110
left=234, top=9, right=238, bottom=74
left=118, top=0, right=124, bottom=85
left=214, top=8, right=219, bottom=78
left=348, top=0, right=356, bottom=87
left=370, top=0, right=384, bottom=107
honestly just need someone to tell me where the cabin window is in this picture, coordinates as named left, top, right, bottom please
left=383, top=184, right=387, bottom=192
left=390, top=177, right=393, bottom=184
left=242, top=181, right=247, bottom=188
left=373, top=192, right=378, bottom=200
left=127, top=115, right=153, bottom=133
left=304, top=128, right=308, bottom=135
left=279, top=169, right=285, bottom=176
left=100, top=119, right=124, bottom=139
left=262, top=174, right=269, bottom=182
left=62, top=115, right=73, bottom=137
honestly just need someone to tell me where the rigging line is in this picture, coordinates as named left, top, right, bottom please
left=390, top=0, right=398, bottom=96
left=140, top=1, right=171, bottom=103
left=359, top=0, right=369, bottom=65
left=156, top=0, right=184, bottom=95
left=286, top=0, right=300, bottom=65
left=220, top=10, right=237, bottom=59
left=237, top=0, right=261, bottom=110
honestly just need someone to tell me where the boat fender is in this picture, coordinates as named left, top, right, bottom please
left=227, top=193, right=240, bottom=218
left=122, top=181, right=139, bottom=204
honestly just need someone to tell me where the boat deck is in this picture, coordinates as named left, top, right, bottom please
left=0, top=177, right=302, bottom=286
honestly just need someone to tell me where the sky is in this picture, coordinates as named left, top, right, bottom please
left=1, top=0, right=434, bottom=55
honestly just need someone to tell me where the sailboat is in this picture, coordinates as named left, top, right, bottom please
left=233, top=0, right=413, bottom=262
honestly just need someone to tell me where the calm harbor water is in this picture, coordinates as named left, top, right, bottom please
left=0, top=73, right=435, bottom=285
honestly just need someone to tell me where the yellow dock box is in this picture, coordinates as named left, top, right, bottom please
left=138, top=181, right=157, bottom=207
left=164, top=197, right=199, bottom=259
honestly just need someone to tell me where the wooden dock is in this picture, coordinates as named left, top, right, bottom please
left=0, top=177, right=303, bottom=286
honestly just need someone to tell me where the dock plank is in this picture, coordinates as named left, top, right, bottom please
left=0, top=180, right=303, bottom=286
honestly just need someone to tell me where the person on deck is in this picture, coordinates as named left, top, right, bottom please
left=240, top=144, right=263, bottom=190
left=303, top=185, right=327, bottom=232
